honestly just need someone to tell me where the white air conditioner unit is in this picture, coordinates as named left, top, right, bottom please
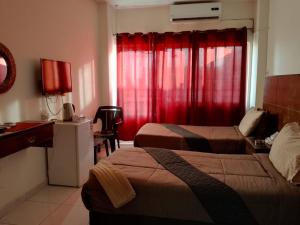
left=170, top=2, right=222, bottom=21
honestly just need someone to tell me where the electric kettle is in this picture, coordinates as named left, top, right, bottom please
left=63, top=103, right=75, bottom=121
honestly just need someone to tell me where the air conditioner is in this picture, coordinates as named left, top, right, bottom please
left=169, top=2, right=222, bottom=21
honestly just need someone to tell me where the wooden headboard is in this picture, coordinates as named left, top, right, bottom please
left=263, top=74, right=300, bottom=130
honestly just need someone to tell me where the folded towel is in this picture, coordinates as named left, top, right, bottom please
left=90, top=160, right=136, bottom=208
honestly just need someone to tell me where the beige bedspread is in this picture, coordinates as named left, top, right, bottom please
left=134, top=123, right=245, bottom=153
left=82, top=148, right=300, bottom=225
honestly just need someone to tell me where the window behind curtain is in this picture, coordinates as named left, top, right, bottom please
left=117, top=28, right=247, bottom=140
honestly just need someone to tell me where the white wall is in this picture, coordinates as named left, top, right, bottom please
left=267, top=0, right=300, bottom=76
left=251, top=0, right=269, bottom=107
left=98, top=3, right=116, bottom=106
left=0, top=0, right=100, bottom=213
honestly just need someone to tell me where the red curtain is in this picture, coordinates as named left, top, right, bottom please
left=117, top=28, right=247, bottom=140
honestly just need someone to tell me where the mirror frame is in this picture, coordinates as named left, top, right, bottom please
left=0, top=43, right=16, bottom=94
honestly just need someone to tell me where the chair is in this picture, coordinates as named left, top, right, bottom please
left=93, top=106, right=123, bottom=158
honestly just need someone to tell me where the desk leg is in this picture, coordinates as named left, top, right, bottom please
left=45, top=147, right=50, bottom=185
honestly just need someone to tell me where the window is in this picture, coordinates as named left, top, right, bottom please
left=117, top=29, right=247, bottom=140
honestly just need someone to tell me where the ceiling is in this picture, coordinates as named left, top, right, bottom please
left=97, top=0, right=255, bottom=9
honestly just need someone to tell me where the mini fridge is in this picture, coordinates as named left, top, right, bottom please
left=47, top=119, right=93, bottom=187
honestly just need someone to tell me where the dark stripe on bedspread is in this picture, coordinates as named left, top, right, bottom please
left=143, top=147, right=258, bottom=225
left=162, top=124, right=211, bottom=152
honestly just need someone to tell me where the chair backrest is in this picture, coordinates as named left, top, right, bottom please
left=93, top=106, right=123, bottom=132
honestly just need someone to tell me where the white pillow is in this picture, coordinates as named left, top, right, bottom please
left=238, top=108, right=264, bottom=136
left=269, top=122, right=300, bottom=184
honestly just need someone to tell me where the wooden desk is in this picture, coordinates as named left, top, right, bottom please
left=0, top=121, right=53, bottom=159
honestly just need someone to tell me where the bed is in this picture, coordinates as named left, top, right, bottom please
left=134, top=75, right=297, bottom=154
left=82, top=147, right=300, bottom=225
left=134, top=123, right=246, bottom=154
left=82, top=75, right=300, bottom=225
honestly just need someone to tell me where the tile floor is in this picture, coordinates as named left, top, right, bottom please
left=0, top=185, right=88, bottom=225
left=0, top=142, right=134, bottom=225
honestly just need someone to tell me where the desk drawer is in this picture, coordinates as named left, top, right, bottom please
left=0, top=123, right=53, bottom=158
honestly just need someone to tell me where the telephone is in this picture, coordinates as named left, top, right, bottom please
left=265, top=131, right=279, bottom=145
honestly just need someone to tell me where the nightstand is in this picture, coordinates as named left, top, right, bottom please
left=245, top=137, right=271, bottom=154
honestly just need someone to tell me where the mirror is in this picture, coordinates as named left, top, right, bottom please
left=0, top=43, right=16, bottom=94
left=0, top=57, right=8, bottom=84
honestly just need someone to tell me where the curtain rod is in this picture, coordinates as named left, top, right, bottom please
left=112, top=27, right=253, bottom=36
left=112, top=18, right=255, bottom=35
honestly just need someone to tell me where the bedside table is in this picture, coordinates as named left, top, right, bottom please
left=245, top=137, right=271, bottom=154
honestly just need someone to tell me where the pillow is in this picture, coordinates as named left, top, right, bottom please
left=269, top=122, right=300, bottom=184
left=238, top=108, right=264, bottom=136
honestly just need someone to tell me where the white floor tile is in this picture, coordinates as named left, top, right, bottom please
left=28, top=185, right=77, bottom=204
left=63, top=188, right=85, bottom=208
left=0, top=201, right=58, bottom=225
left=40, top=204, right=88, bottom=225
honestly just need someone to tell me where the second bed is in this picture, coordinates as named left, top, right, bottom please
left=134, top=123, right=246, bottom=154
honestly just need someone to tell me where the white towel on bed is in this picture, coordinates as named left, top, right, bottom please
left=90, top=160, right=136, bottom=208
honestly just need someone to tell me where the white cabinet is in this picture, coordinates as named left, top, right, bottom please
left=47, top=119, right=93, bottom=187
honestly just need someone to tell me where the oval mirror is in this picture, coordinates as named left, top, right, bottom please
left=0, top=43, right=16, bottom=94
left=0, top=57, right=8, bottom=84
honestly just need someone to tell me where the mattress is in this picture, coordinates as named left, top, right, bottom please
left=82, top=148, right=300, bottom=225
left=134, top=123, right=245, bottom=153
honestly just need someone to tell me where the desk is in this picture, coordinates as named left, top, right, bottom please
left=0, top=121, right=53, bottom=159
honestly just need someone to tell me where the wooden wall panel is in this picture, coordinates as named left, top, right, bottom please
left=263, top=74, right=300, bottom=130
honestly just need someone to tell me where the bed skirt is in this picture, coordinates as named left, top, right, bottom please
left=89, top=211, right=214, bottom=225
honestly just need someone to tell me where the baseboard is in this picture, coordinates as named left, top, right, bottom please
left=0, top=181, right=47, bottom=218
